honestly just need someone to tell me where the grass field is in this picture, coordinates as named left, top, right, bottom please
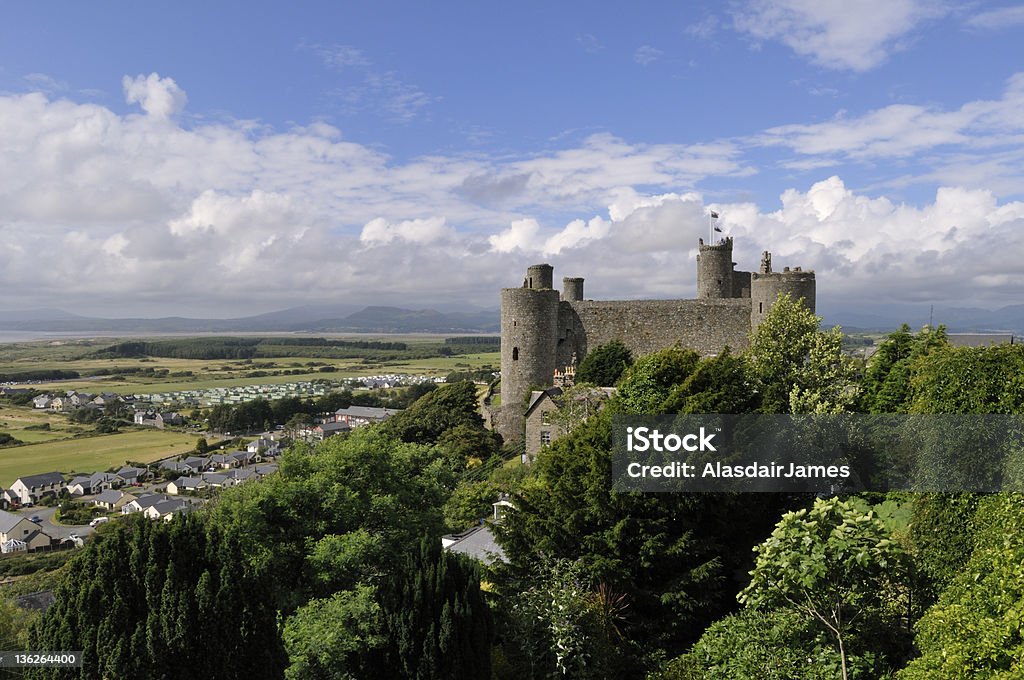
left=0, top=405, right=85, bottom=444
left=0, top=429, right=204, bottom=486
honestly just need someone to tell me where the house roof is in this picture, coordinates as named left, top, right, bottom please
left=93, top=489, right=127, bottom=504
left=442, top=524, right=507, bottom=565
left=151, top=499, right=189, bottom=515
left=0, top=510, right=29, bottom=534
left=16, top=472, right=65, bottom=488
left=133, top=494, right=169, bottom=509
left=172, top=477, right=205, bottom=488
left=334, top=405, right=402, bottom=419
left=524, top=387, right=563, bottom=418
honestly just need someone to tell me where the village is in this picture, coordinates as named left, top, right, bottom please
left=0, top=386, right=408, bottom=556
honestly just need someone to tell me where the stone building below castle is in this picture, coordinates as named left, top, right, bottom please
left=496, top=237, right=815, bottom=441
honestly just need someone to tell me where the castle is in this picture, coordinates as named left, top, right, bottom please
left=496, top=237, right=815, bottom=441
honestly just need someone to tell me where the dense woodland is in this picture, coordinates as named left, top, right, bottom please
left=8, top=295, right=1024, bottom=678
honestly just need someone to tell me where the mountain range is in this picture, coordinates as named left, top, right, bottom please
left=2, top=302, right=1023, bottom=336
left=0, top=304, right=500, bottom=334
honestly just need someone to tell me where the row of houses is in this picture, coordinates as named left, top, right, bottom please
left=32, top=391, right=126, bottom=412
left=297, top=406, right=403, bottom=442
left=1, top=466, right=152, bottom=507
left=166, top=465, right=278, bottom=495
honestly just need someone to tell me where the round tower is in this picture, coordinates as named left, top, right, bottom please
left=562, top=277, right=584, bottom=302
left=697, top=237, right=735, bottom=298
left=750, top=266, right=816, bottom=332
left=525, top=264, right=554, bottom=290
left=499, top=269, right=561, bottom=440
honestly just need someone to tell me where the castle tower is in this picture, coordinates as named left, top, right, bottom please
left=697, top=237, right=736, bottom=298
left=499, top=265, right=561, bottom=440
left=562, top=277, right=584, bottom=302
left=750, top=253, right=816, bottom=331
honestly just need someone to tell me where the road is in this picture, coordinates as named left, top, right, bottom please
left=14, top=505, right=95, bottom=541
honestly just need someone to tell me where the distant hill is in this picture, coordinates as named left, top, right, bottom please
left=822, top=303, right=1024, bottom=334
left=309, top=306, right=500, bottom=333
left=0, top=304, right=500, bottom=334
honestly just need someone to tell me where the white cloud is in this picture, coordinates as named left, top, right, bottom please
left=732, top=0, right=948, bottom=71
left=758, top=72, right=1024, bottom=160
left=634, top=45, right=663, bottom=65
left=122, top=73, right=187, bottom=119
left=360, top=216, right=454, bottom=245
left=5, top=73, right=1024, bottom=315
left=965, top=5, right=1024, bottom=30
left=489, top=219, right=541, bottom=253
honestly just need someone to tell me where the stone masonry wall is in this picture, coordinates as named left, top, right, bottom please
left=560, top=298, right=752, bottom=363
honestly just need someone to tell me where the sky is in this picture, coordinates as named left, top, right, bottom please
left=1, top=1, right=1023, bottom=318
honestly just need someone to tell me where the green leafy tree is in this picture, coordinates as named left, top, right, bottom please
left=739, top=498, right=908, bottom=680
left=498, top=412, right=794, bottom=673
left=900, top=494, right=1024, bottom=679
left=380, top=380, right=484, bottom=445
left=576, top=340, right=634, bottom=386
left=748, top=294, right=856, bottom=414
left=661, top=349, right=760, bottom=414
left=653, top=608, right=877, bottom=680
left=498, top=559, right=629, bottom=679
left=615, top=347, right=701, bottom=413
left=283, top=585, right=387, bottom=680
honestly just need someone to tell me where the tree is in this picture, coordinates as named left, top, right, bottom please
left=283, top=586, right=387, bottom=680
left=498, top=559, right=629, bottom=679
left=576, top=340, right=634, bottom=387
left=378, top=537, right=492, bottom=679
left=379, top=380, right=484, bottom=445
left=195, top=437, right=209, bottom=454
left=748, top=293, right=857, bottom=414
left=615, top=347, right=701, bottom=413
left=661, top=349, right=760, bottom=414
left=859, top=325, right=947, bottom=413
left=739, top=498, right=908, bottom=680
left=900, top=494, right=1024, bottom=678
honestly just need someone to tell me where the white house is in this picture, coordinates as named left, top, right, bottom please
left=9, top=472, right=66, bottom=505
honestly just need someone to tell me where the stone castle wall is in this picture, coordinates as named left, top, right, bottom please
left=558, top=299, right=751, bottom=364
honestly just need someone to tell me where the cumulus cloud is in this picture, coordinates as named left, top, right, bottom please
left=122, top=73, right=187, bottom=119
left=489, top=219, right=541, bottom=253
left=732, top=0, right=948, bottom=71
left=360, top=216, right=454, bottom=245
left=4, top=73, right=1024, bottom=316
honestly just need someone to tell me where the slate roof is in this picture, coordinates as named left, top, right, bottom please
left=16, top=472, right=65, bottom=488
left=334, top=406, right=402, bottom=420
left=0, top=510, right=28, bottom=534
left=442, top=524, right=507, bottom=566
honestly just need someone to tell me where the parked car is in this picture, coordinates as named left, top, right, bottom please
left=29, top=515, right=41, bottom=523
left=89, top=517, right=110, bottom=527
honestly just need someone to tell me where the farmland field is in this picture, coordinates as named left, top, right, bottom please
left=0, top=429, right=205, bottom=486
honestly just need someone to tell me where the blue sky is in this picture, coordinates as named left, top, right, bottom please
left=1, top=1, right=1023, bottom=317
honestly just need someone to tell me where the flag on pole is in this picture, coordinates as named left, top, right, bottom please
left=710, top=210, right=719, bottom=219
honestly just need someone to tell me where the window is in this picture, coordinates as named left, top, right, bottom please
left=540, top=431, right=552, bottom=445
left=512, top=347, right=519, bottom=361
left=759, top=302, right=763, bottom=313
left=542, top=411, right=551, bottom=425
